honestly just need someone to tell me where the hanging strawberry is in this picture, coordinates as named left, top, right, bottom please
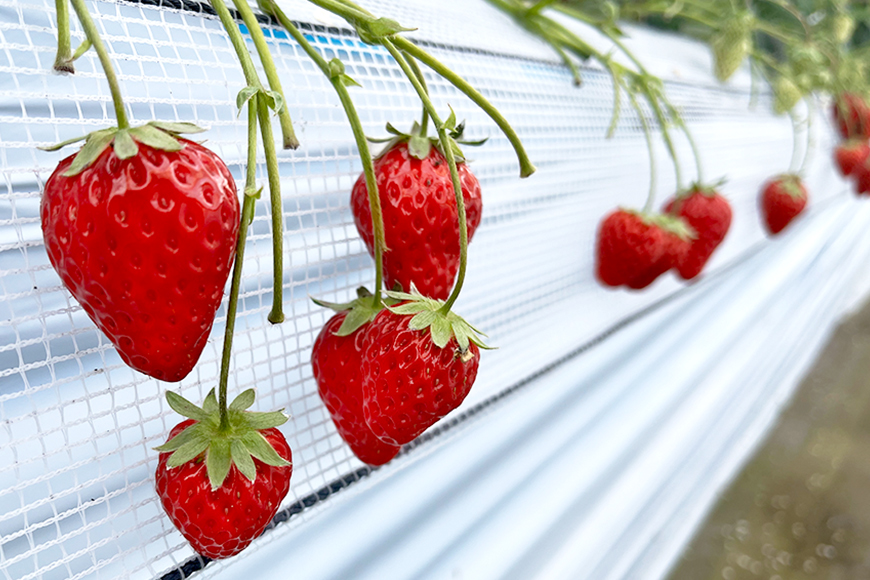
left=760, top=175, right=808, bottom=235
left=664, top=185, right=732, bottom=280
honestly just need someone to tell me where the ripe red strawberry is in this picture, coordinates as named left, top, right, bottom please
left=155, top=390, right=292, bottom=559
left=41, top=126, right=239, bottom=382
left=834, top=140, right=870, bottom=176
left=351, top=140, right=482, bottom=300
left=595, top=209, right=692, bottom=289
left=664, top=188, right=732, bottom=280
left=760, top=175, right=808, bottom=235
left=360, top=292, right=484, bottom=446
left=312, top=311, right=401, bottom=466
left=853, top=160, right=870, bottom=196
left=833, top=93, right=870, bottom=140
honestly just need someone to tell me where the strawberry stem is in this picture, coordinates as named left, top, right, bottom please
left=53, top=0, right=74, bottom=73
left=406, top=55, right=430, bottom=137
left=628, top=89, right=657, bottom=213
left=382, top=40, right=469, bottom=314
left=797, top=97, right=815, bottom=177
left=230, top=0, right=299, bottom=150
left=210, top=0, right=285, bottom=324
left=679, top=121, right=705, bottom=184
left=68, top=0, right=129, bottom=129
left=218, top=100, right=259, bottom=431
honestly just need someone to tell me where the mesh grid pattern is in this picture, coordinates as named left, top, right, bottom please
left=0, top=0, right=842, bottom=578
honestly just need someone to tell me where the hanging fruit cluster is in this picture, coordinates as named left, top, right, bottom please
left=37, top=0, right=868, bottom=562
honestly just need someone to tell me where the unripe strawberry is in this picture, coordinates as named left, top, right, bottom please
left=711, top=15, right=752, bottom=82
left=773, top=76, right=802, bottom=114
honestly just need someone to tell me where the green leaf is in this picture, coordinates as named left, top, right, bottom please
left=230, top=389, right=256, bottom=411
left=206, top=439, right=232, bottom=489
left=164, top=391, right=209, bottom=422
left=237, top=86, right=259, bottom=111
left=148, top=121, right=206, bottom=134
left=243, top=410, right=288, bottom=430
left=408, top=135, right=431, bottom=160
left=242, top=431, right=291, bottom=467
left=339, top=74, right=362, bottom=88
left=154, top=423, right=199, bottom=452
left=167, top=435, right=210, bottom=468
left=442, top=106, right=457, bottom=131
left=63, top=129, right=117, bottom=176
left=430, top=316, right=452, bottom=348
left=408, top=309, right=437, bottom=331
left=112, top=129, right=139, bottom=159
left=231, top=440, right=257, bottom=481
left=38, top=134, right=88, bottom=152
left=263, top=90, right=285, bottom=114
left=129, top=125, right=182, bottom=152
left=202, top=388, right=218, bottom=415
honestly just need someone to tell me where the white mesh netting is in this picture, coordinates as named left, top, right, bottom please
left=0, top=0, right=844, bottom=578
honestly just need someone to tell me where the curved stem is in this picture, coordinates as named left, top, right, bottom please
left=231, top=0, right=299, bottom=150
left=257, top=98, right=285, bottom=324
left=628, top=88, right=656, bottom=213
left=383, top=39, right=468, bottom=314
left=392, top=36, right=536, bottom=178
left=209, top=0, right=264, bottom=88
left=219, top=100, right=259, bottom=431
left=406, top=54, right=430, bottom=136
left=69, top=0, right=129, bottom=128
left=265, top=2, right=387, bottom=305
left=679, top=119, right=704, bottom=184
left=797, top=97, right=814, bottom=177
left=787, top=107, right=802, bottom=174
left=53, top=0, right=74, bottom=73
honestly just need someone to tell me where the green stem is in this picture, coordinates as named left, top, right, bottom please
left=68, top=0, right=129, bottom=128
left=257, top=98, right=285, bottom=324
left=219, top=100, right=259, bottom=431
left=406, top=53, right=430, bottom=136
left=305, top=0, right=373, bottom=23
left=53, top=0, right=74, bottom=73
left=679, top=120, right=704, bottom=184
left=627, top=87, right=657, bottom=213
left=383, top=39, right=468, bottom=314
left=264, top=1, right=387, bottom=305
left=787, top=108, right=801, bottom=174
left=392, top=36, right=536, bottom=178
left=209, top=0, right=265, bottom=87
left=797, top=97, right=814, bottom=177
left=231, top=0, right=300, bottom=150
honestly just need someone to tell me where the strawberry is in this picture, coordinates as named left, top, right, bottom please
left=711, top=13, right=753, bottom=82
left=853, top=160, right=870, bottom=196
left=833, top=93, right=870, bottom=140
left=834, top=140, right=870, bottom=176
left=760, top=175, right=808, bottom=235
left=360, top=289, right=486, bottom=446
left=41, top=123, right=239, bottom=382
left=595, top=209, right=693, bottom=289
left=155, top=389, right=292, bottom=559
left=312, top=308, right=401, bottom=466
left=351, top=125, right=483, bottom=300
left=664, top=187, right=732, bottom=280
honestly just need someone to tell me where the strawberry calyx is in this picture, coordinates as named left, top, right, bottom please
left=624, top=209, right=696, bottom=241
left=155, top=389, right=290, bottom=490
left=772, top=173, right=807, bottom=199
left=311, top=286, right=398, bottom=336
left=38, top=121, right=207, bottom=176
left=368, top=108, right=487, bottom=163
left=677, top=178, right=727, bottom=198
left=384, top=285, right=491, bottom=356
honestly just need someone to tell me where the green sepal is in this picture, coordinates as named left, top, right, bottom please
left=311, top=286, right=398, bottom=336
left=230, top=389, right=256, bottom=411
left=384, top=286, right=492, bottom=352
left=408, top=135, right=431, bottom=160
left=38, top=134, right=88, bottom=152
left=129, top=125, right=183, bottom=151
left=148, top=121, right=206, bottom=135
left=63, top=129, right=116, bottom=176
left=157, top=389, right=291, bottom=489
left=112, top=130, right=139, bottom=160
left=775, top=174, right=806, bottom=199
left=676, top=178, right=727, bottom=199
left=369, top=118, right=486, bottom=163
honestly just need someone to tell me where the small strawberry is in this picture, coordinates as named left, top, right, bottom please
left=360, top=288, right=486, bottom=446
left=711, top=13, right=753, bottom=82
left=833, top=93, right=870, bottom=140
left=41, top=123, right=240, bottom=381
left=853, top=160, right=870, bottom=196
left=664, top=186, right=732, bottom=280
left=834, top=140, right=870, bottom=177
left=311, top=291, right=401, bottom=466
left=595, top=209, right=693, bottom=289
left=155, top=389, right=292, bottom=559
left=351, top=120, right=483, bottom=300
left=760, top=175, right=808, bottom=235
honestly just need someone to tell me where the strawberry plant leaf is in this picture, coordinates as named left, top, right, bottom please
left=202, top=388, right=218, bottom=415
left=129, top=125, right=182, bottom=152
left=113, top=129, right=139, bottom=160
left=229, top=389, right=256, bottom=411
left=64, top=129, right=117, bottom=176
left=242, top=431, right=291, bottom=467
left=165, top=391, right=209, bottom=422
left=206, top=439, right=232, bottom=489
left=230, top=440, right=257, bottom=481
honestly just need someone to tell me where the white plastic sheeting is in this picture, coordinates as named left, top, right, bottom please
left=0, top=0, right=867, bottom=578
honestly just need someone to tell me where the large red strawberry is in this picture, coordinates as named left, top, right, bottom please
left=351, top=137, right=482, bottom=300
left=155, top=390, right=292, bottom=559
left=833, top=93, right=870, bottom=140
left=41, top=123, right=239, bottom=381
left=595, top=209, right=692, bottom=289
left=834, top=140, right=870, bottom=176
left=664, top=187, right=732, bottom=280
left=760, top=175, right=808, bottom=235
left=312, top=309, right=401, bottom=466
left=360, top=290, right=485, bottom=446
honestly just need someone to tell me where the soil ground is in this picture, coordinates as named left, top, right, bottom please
left=667, top=299, right=870, bottom=580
